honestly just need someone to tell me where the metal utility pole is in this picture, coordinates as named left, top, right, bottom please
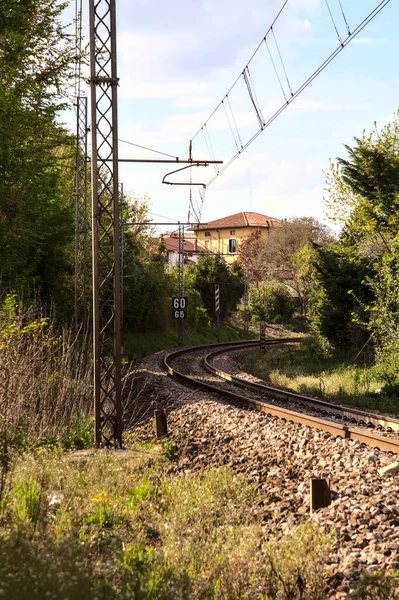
left=244, top=247, right=249, bottom=336
left=89, top=0, right=122, bottom=447
left=177, top=223, right=184, bottom=346
left=119, top=182, right=124, bottom=355
left=74, top=96, right=89, bottom=324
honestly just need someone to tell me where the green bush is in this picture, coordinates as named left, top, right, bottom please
left=249, top=281, right=295, bottom=323
left=349, top=569, right=399, bottom=599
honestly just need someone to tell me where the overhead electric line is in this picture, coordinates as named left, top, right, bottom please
left=191, top=0, right=392, bottom=189
left=118, top=138, right=178, bottom=159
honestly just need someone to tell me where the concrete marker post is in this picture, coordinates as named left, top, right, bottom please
left=154, top=409, right=168, bottom=439
left=310, top=478, right=330, bottom=513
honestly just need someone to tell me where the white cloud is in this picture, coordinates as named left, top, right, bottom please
left=119, top=80, right=208, bottom=100
left=352, top=37, right=375, bottom=44
left=291, top=98, right=368, bottom=112
left=173, top=95, right=219, bottom=109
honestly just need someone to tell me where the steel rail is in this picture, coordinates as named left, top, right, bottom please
left=163, top=340, right=399, bottom=454
left=204, top=347, right=399, bottom=433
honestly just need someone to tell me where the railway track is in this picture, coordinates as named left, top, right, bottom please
left=164, top=338, right=399, bottom=454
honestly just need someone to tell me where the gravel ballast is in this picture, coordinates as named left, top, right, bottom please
left=125, top=349, right=399, bottom=598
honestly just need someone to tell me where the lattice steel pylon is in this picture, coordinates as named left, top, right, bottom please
left=74, top=95, right=89, bottom=323
left=89, top=0, right=122, bottom=446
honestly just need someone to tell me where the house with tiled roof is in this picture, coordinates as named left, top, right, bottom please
left=161, top=232, right=208, bottom=268
left=190, top=211, right=282, bottom=264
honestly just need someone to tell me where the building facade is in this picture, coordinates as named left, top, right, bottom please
left=190, top=211, right=282, bottom=264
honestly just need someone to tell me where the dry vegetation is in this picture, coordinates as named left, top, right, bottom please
left=0, top=445, right=334, bottom=600
left=0, top=297, right=93, bottom=449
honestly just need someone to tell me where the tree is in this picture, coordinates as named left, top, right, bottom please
left=121, top=195, right=171, bottom=332
left=249, top=281, right=295, bottom=323
left=325, top=112, right=399, bottom=253
left=307, top=243, right=373, bottom=351
left=320, top=113, right=399, bottom=361
left=0, top=0, right=77, bottom=309
left=191, top=255, right=245, bottom=322
left=238, top=217, right=331, bottom=315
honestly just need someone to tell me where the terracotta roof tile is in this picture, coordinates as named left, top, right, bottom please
left=191, top=211, right=282, bottom=230
left=162, top=237, right=207, bottom=253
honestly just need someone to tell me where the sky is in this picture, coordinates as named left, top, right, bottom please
left=63, top=0, right=399, bottom=230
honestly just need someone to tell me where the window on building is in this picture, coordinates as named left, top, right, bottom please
left=229, top=238, right=236, bottom=253
left=205, top=231, right=211, bottom=237
left=230, top=229, right=235, bottom=235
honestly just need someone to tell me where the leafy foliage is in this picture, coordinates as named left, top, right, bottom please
left=249, top=281, right=295, bottom=323
left=307, top=243, right=373, bottom=350
left=121, top=196, right=172, bottom=332
left=321, top=112, right=399, bottom=378
left=0, top=0, right=77, bottom=309
left=238, top=217, right=331, bottom=317
left=190, top=254, right=245, bottom=322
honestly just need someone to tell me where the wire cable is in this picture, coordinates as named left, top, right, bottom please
left=264, top=35, right=288, bottom=102
left=118, top=138, right=178, bottom=159
left=324, top=0, right=343, bottom=45
left=191, top=0, right=289, bottom=141
left=338, top=0, right=351, bottom=35
left=271, top=26, right=293, bottom=96
left=243, top=67, right=265, bottom=128
left=201, top=125, right=219, bottom=175
left=227, top=95, right=244, bottom=149
left=222, top=99, right=241, bottom=152
left=203, top=0, right=392, bottom=187
left=147, top=211, right=180, bottom=222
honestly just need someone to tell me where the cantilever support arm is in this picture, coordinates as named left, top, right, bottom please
left=162, top=161, right=222, bottom=187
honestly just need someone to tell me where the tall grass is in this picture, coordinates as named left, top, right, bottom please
left=0, top=299, right=92, bottom=447
left=0, top=448, right=335, bottom=599
left=241, top=337, right=399, bottom=414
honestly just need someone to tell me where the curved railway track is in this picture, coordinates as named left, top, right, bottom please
left=164, top=338, right=399, bottom=454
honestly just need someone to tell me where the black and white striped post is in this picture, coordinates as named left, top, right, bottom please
left=215, top=284, right=220, bottom=332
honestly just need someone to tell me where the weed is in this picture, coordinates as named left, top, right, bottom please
left=12, top=479, right=43, bottom=527
left=120, top=542, right=191, bottom=600
left=86, top=490, right=115, bottom=528
left=127, top=474, right=152, bottom=510
left=0, top=445, right=333, bottom=599
left=61, top=413, right=95, bottom=450
left=349, top=569, right=399, bottom=599
left=161, top=440, right=179, bottom=461
left=0, top=301, right=92, bottom=446
left=262, top=522, right=332, bottom=600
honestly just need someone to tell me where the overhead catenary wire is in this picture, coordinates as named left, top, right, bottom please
left=242, top=67, right=265, bottom=129
left=201, top=124, right=219, bottom=175
left=191, top=0, right=289, bottom=142
left=227, top=95, right=244, bottom=149
left=193, top=0, right=391, bottom=188
left=148, top=211, right=180, bottom=222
